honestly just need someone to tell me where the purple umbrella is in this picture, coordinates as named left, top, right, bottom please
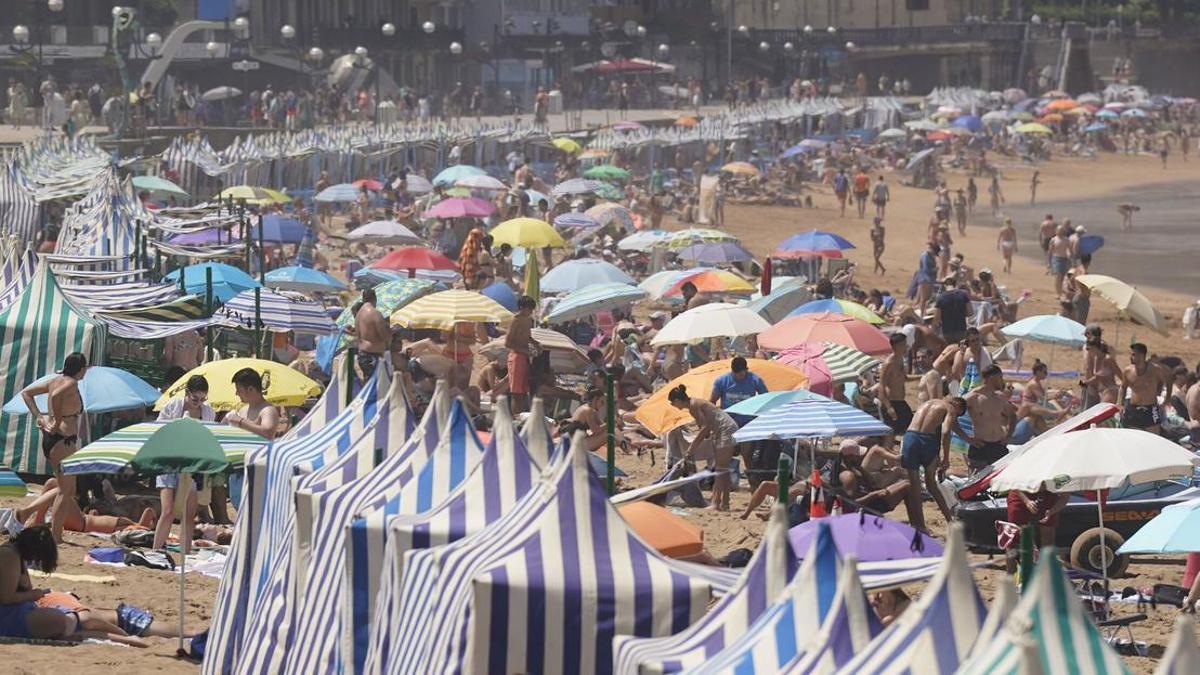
left=788, top=513, right=943, bottom=561
left=170, top=227, right=232, bottom=245
left=424, top=196, right=496, bottom=219
left=674, top=241, right=756, bottom=264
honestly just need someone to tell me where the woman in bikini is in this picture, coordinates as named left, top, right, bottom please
left=20, top=352, right=88, bottom=544
left=1081, top=339, right=1122, bottom=405
left=668, top=384, right=739, bottom=512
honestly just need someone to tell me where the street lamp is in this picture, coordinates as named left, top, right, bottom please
left=205, top=41, right=220, bottom=57
left=280, top=24, right=295, bottom=41
left=146, top=32, right=162, bottom=51
left=449, top=41, right=463, bottom=56
left=422, top=21, right=436, bottom=34
left=738, top=25, right=750, bottom=36
left=784, top=41, right=795, bottom=52
left=233, top=16, right=249, bottom=39
left=12, top=25, right=29, bottom=44
left=827, top=26, right=837, bottom=34
left=759, top=41, right=770, bottom=52
left=308, top=47, right=324, bottom=61
left=657, top=43, right=670, bottom=57
left=47, top=0, right=63, bottom=11
left=381, top=22, right=396, bottom=38
left=10, top=0, right=66, bottom=127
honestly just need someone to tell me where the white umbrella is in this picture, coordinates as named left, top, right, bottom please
left=346, top=220, right=422, bottom=245
left=651, top=302, right=771, bottom=346
left=455, top=174, right=507, bottom=191
left=396, top=175, right=433, bottom=193
left=201, top=86, right=242, bottom=102
left=991, top=428, right=1199, bottom=584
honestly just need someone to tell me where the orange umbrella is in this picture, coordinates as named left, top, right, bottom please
left=618, top=502, right=704, bottom=559
left=1044, top=98, right=1079, bottom=112
left=757, top=311, right=891, bottom=355
left=675, top=116, right=699, bottom=127
left=635, top=359, right=809, bottom=434
left=664, top=269, right=754, bottom=296
left=1038, top=113, right=1064, bottom=124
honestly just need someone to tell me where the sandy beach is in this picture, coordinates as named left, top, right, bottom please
left=2, top=147, right=1198, bottom=673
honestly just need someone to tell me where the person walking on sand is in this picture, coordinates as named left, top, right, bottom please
left=997, top=217, right=1017, bottom=273
left=872, top=175, right=890, bottom=218
left=988, top=175, right=1003, bottom=217
left=1118, top=202, right=1139, bottom=230
left=953, top=188, right=968, bottom=236
left=1160, top=138, right=1170, bottom=169
left=870, top=217, right=886, bottom=275
left=833, top=168, right=850, bottom=217
left=899, top=395, right=970, bottom=533
left=1037, top=214, right=1057, bottom=272
left=1048, top=225, right=1073, bottom=298
left=853, top=167, right=871, bottom=218
left=1029, top=170, right=1041, bottom=205
left=966, top=177, right=978, bottom=213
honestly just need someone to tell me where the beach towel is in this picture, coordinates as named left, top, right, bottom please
left=27, top=570, right=116, bottom=584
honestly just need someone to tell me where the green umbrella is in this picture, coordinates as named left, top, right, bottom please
left=593, top=183, right=624, bottom=200
left=132, top=175, right=189, bottom=198
left=524, top=252, right=540, bottom=303
left=584, top=165, right=630, bottom=181
left=335, top=278, right=442, bottom=348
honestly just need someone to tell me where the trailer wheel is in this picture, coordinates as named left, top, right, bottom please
left=1070, top=527, right=1129, bottom=577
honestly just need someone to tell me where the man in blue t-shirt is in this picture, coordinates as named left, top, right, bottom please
left=711, top=357, right=768, bottom=426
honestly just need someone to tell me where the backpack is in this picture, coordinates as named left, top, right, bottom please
left=123, top=549, right=176, bottom=571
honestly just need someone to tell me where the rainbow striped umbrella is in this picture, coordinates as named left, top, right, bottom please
left=62, top=421, right=269, bottom=475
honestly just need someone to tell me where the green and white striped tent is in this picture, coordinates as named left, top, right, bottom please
left=957, top=550, right=1129, bottom=675
left=0, top=265, right=105, bottom=473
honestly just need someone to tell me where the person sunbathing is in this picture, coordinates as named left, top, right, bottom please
left=17, top=478, right=155, bottom=534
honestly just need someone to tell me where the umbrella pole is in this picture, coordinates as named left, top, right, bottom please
left=777, top=454, right=791, bottom=502
left=205, top=268, right=213, bottom=363
left=257, top=215, right=266, bottom=284
left=254, top=287, right=262, bottom=359
left=605, top=369, right=616, bottom=496
left=1098, top=498, right=1110, bottom=620
left=177, top=476, right=189, bottom=653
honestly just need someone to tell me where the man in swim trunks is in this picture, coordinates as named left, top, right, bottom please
left=505, top=295, right=536, bottom=414
left=901, top=395, right=969, bottom=533
left=1120, top=342, right=1168, bottom=434
left=878, top=333, right=913, bottom=435
left=1037, top=214, right=1056, bottom=270
left=964, top=364, right=1016, bottom=473
left=350, top=288, right=391, bottom=377
left=1048, top=224, right=1073, bottom=298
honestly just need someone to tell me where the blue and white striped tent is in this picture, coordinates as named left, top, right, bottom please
left=612, top=503, right=798, bottom=674
left=969, top=579, right=1016, bottom=660
left=685, top=522, right=847, bottom=675
left=202, top=363, right=397, bottom=675
left=777, top=560, right=882, bottom=674
left=1156, top=616, right=1200, bottom=675
left=956, top=550, right=1128, bottom=675
left=285, top=395, right=489, bottom=673
left=383, top=434, right=715, bottom=675
left=216, top=288, right=337, bottom=335
left=733, top=398, right=892, bottom=442
left=0, top=163, right=39, bottom=248
left=0, top=248, right=37, bottom=314
left=359, top=398, right=547, bottom=674
left=832, top=525, right=986, bottom=674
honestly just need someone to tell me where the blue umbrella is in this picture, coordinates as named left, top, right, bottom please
left=674, top=241, right=756, bottom=264
left=554, top=212, right=601, bottom=229
left=1121, top=108, right=1148, bottom=118
left=776, top=230, right=855, bottom=254
left=314, top=183, right=363, bottom=203
left=4, top=366, right=161, bottom=415
left=1077, top=234, right=1105, bottom=257
left=1117, top=497, right=1200, bottom=554
left=525, top=189, right=555, bottom=209
left=1083, top=122, right=1109, bottom=133
left=552, top=178, right=607, bottom=197
left=732, top=398, right=891, bottom=442
left=1096, top=109, right=1120, bottom=119
left=725, top=390, right=827, bottom=417
left=165, top=262, right=261, bottom=302
left=544, top=283, right=647, bottom=324
left=1000, top=314, right=1086, bottom=347
left=433, top=164, right=486, bottom=187
left=251, top=215, right=308, bottom=244
left=540, top=258, right=636, bottom=294
left=480, top=281, right=518, bottom=311
left=263, top=265, right=348, bottom=294
left=951, top=115, right=982, bottom=132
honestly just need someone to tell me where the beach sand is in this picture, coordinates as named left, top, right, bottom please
left=2, top=149, right=1198, bottom=672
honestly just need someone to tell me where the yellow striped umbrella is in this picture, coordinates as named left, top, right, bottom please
left=490, top=217, right=567, bottom=248
left=666, top=227, right=740, bottom=249
left=216, top=186, right=292, bottom=205
left=390, top=289, right=514, bottom=330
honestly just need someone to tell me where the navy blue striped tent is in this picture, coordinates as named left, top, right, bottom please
left=777, top=559, right=881, bottom=674
left=0, top=163, right=39, bottom=248
left=383, top=434, right=717, bottom=675
left=1156, top=616, right=1200, bottom=675
left=612, top=503, right=798, bottom=674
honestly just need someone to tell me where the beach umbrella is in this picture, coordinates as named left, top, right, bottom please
left=1001, top=314, right=1086, bottom=347
left=432, top=164, right=486, bottom=187
left=156, top=358, right=322, bottom=411
left=905, top=119, right=939, bottom=131
left=787, top=298, right=885, bottom=324
left=490, top=217, right=567, bottom=248
left=1014, top=122, right=1053, bottom=134
left=346, top=220, right=422, bottom=245
left=674, top=241, right=756, bottom=264
left=314, top=183, right=363, bottom=203
left=732, top=397, right=892, bottom=442
left=720, top=161, right=760, bottom=177
left=390, top=289, right=513, bottom=330
left=618, top=229, right=673, bottom=251
left=1096, top=109, right=1120, bottom=119
left=1037, top=112, right=1064, bottom=124
left=217, top=288, right=336, bottom=335
left=773, top=229, right=855, bottom=258
left=780, top=139, right=829, bottom=158
left=550, top=137, right=582, bottom=154
left=370, top=246, right=458, bottom=273
left=479, top=281, right=518, bottom=312
left=523, top=253, right=540, bottom=302
left=61, top=420, right=266, bottom=475
left=540, top=258, right=636, bottom=294
left=554, top=212, right=601, bottom=229
left=524, top=189, right=555, bottom=209
left=250, top=214, right=307, bottom=244
left=544, top=283, right=647, bottom=324
left=981, top=110, right=1009, bottom=124
left=650, top=302, right=772, bottom=346
left=132, top=175, right=187, bottom=197
left=424, top=196, right=495, bottom=219
left=776, top=341, right=881, bottom=385
left=1075, top=274, right=1168, bottom=334
left=263, top=266, right=348, bottom=294
left=584, top=164, right=630, bottom=181
left=1083, top=122, right=1109, bottom=133
left=1077, top=234, right=1105, bottom=256
left=455, top=174, right=508, bottom=191
left=637, top=269, right=704, bottom=300
left=586, top=203, right=636, bottom=232
left=1044, top=98, right=1079, bottom=111
left=1002, top=87, right=1027, bottom=103
left=724, top=389, right=826, bottom=417
left=477, top=327, right=590, bottom=375
left=951, top=115, right=982, bottom=131
left=788, top=513, right=943, bottom=562
left=663, top=269, right=754, bottom=297
left=352, top=178, right=384, bottom=192
left=758, top=311, right=891, bottom=355
left=1156, top=617, right=1200, bottom=675
left=635, top=359, right=809, bottom=434
left=4, top=366, right=160, bottom=415
left=165, top=262, right=261, bottom=303
left=1042, top=88, right=1069, bottom=98
left=876, top=128, right=907, bottom=140
left=397, top=174, right=432, bottom=193
left=927, top=129, right=955, bottom=142
left=1117, top=497, right=1200, bottom=554
left=333, top=278, right=440, bottom=329
left=744, top=280, right=812, bottom=323
left=201, top=86, right=241, bottom=102
left=593, top=183, right=625, bottom=201
left=216, top=185, right=290, bottom=205
left=666, top=227, right=740, bottom=249
left=1122, top=108, right=1148, bottom=118
left=618, top=502, right=703, bottom=559
left=553, top=178, right=607, bottom=197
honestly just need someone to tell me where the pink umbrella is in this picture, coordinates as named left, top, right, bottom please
left=353, top=178, right=384, bottom=191
left=424, top=196, right=496, bottom=219
left=774, top=344, right=834, bottom=397
left=758, top=311, right=891, bottom=355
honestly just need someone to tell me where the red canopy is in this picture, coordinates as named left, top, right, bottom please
left=370, top=246, right=457, bottom=272
left=592, top=59, right=661, bottom=75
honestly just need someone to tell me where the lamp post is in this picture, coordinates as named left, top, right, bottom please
left=280, top=24, right=325, bottom=91
left=10, top=0, right=65, bottom=128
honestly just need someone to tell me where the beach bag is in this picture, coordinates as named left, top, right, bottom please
left=87, top=546, right=127, bottom=564
left=113, top=528, right=156, bottom=549
left=123, top=549, right=175, bottom=571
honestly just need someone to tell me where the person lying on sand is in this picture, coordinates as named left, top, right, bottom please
left=17, top=478, right=156, bottom=534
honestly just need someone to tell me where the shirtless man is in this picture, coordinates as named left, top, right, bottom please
left=21, top=352, right=88, bottom=544
left=1119, top=342, right=1169, bottom=434
left=878, top=334, right=913, bottom=436
left=505, top=295, right=536, bottom=414
left=571, top=387, right=620, bottom=451
left=1037, top=214, right=1056, bottom=271
left=224, top=368, right=280, bottom=440
left=839, top=436, right=912, bottom=516
left=917, top=345, right=958, bottom=405
left=964, top=364, right=1016, bottom=473
left=163, top=329, right=205, bottom=371
left=900, top=395, right=970, bottom=532
left=1048, top=225, right=1073, bottom=298
left=349, top=288, right=391, bottom=376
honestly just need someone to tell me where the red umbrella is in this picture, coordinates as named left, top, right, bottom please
left=774, top=344, right=834, bottom=396
left=760, top=257, right=772, bottom=297
left=594, top=59, right=659, bottom=74
left=353, top=178, right=384, bottom=192
left=758, top=311, right=891, bottom=355
left=424, top=196, right=496, bottom=219
left=370, top=247, right=457, bottom=275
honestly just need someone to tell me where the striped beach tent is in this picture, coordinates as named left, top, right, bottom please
left=832, top=525, right=986, bottom=675
left=97, top=295, right=208, bottom=323
left=0, top=248, right=37, bottom=314
left=1155, top=616, right=1200, bottom=675
left=967, top=578, right=1016, bottom=660
left=0, top=162, right=40, bottom=248
left=61, top=422, right=269, bottom=475
left=384, top=433, right=715, bottom=675
left=612, top=503, right=799, bottom=674
left=216, top=288, right=336, bottom=335
left=956, top=550, right=1128, bottom=675
left=235, top=383, right=460, bottom=675
left=685, top=522, right=845, bottom=675
left=202, top=363, right=393, bottom=675
left=777, top=559, right=882, bottom=674
left=361, top=398, right=546, bottom=674
left=0, top=266, right=104, bottom=473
